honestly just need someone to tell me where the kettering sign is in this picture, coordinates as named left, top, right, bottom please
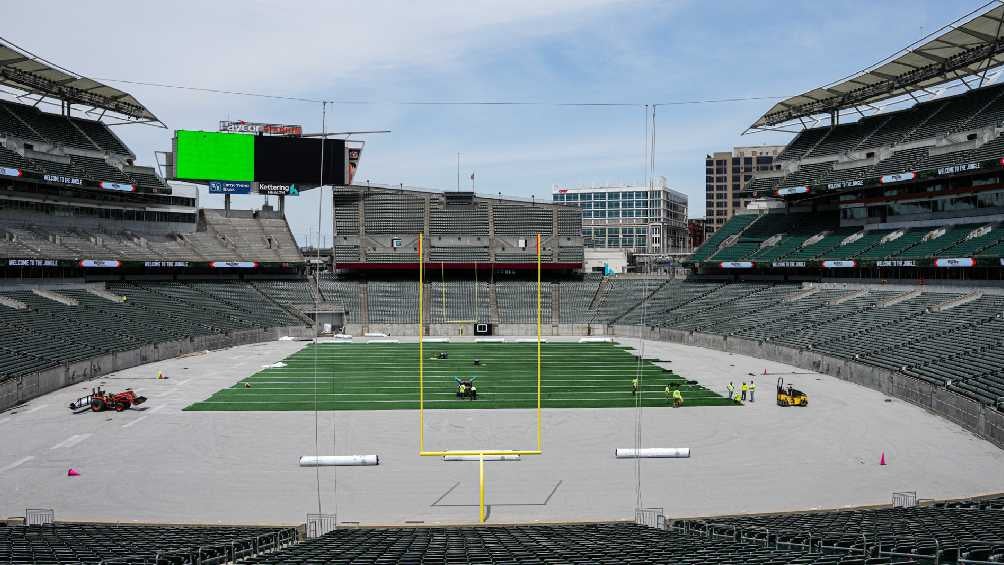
left=257, top=182, right=298, bottom=196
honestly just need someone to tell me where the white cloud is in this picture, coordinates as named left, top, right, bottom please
left=4, top=0, right=630, bottom=96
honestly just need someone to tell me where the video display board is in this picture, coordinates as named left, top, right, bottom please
left=172, top=131, right=346, bottom=186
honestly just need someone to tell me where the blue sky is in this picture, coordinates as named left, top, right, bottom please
left=3, top=0, right=988, bottom=245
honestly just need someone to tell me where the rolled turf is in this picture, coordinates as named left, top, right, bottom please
left=184, top=342, right=733, bottom=411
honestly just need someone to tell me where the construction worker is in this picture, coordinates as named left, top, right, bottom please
left=632, top=377, right=639, bottom=396
left=664, top=385, right=672, bottom=403
left=733, top=391, right=742, bottom=404
left=457, top=382, right=465, bottom=399
left=672, top=388, right=684, bottom=408
left=469, top=383, right=477, bottom=401
left=749, top=379, right=756, bottom=402
left=741, top=381, right=748, bottom=402
left=727, top=381, right=735, bottom=399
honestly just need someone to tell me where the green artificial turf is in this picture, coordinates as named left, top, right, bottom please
left=184, top=342, right=733, bottom=411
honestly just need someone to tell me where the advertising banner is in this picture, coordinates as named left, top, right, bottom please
left=822, top=260, right=857, bottom=268
left=776, top=186, right=810, bottom=196
left=826, top=179, right=864, bottom=190
left=219, top=120, right=302, bottom=136
left=208, top=180, right=253, bottom=194
left=7, top=258, right=58, bottom=267
left=210, top=261, right=258, bottom=268
left=79, top=259, right=121, bottom=268
left=934, top=258, right=974, bottom=268
left=879, top=172, right=917, bottom=184
left=347, top=147, right=363, bottom=185
left=44, top=174, right=83, bottom=186
left=936, top=163, right=980, bottom=176
left=99, top=181, right=136, bottom=192
left=720, top=261, right=754, bottom=269
left=256, top=182, right=299, bottom=196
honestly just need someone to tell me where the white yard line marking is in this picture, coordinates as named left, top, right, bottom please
left=0, top=456, right=34, bottom=473
left=122, top=405, right=165, bottom=428
left=50, top=434, right=92, bottom=450
left=24, top=404, right=49, bottom=414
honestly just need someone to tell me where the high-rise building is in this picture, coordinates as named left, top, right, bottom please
left=688, top=218, right=708, bottom=250
left=551, top=177, right=688, bottom=253
left=705, top=145, right=784, bottom=233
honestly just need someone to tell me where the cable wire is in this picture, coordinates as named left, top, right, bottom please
left=311, top=101, right=328, bottom=516
left=90, top=76, right=795, bottom=109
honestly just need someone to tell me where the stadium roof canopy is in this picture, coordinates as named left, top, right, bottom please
left=0, top=37, right=160, bottom=125
left=750, top=1, right=1004, bottom=131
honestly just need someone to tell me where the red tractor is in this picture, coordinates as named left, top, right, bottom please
left=69, top=387, right=147, bottom=413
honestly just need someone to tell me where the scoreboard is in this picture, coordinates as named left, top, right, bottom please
left=170, top=130, right=347, bottom=188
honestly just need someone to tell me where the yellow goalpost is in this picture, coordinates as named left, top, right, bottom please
left=417, top=232, right=544, bottom=522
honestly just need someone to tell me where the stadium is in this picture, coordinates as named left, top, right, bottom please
left=2, top=3, right=1004, bottom=564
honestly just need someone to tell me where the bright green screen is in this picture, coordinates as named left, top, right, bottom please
left=175, top=130, right=254, bottom=182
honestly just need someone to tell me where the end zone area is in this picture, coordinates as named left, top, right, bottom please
left=184, top=342, right=732, bottom=411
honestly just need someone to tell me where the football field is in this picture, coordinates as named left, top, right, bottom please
left=184, top=342, right=732, bottom=411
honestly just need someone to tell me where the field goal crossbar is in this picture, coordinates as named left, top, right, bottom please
left=417, top=233, right=543, bottom=521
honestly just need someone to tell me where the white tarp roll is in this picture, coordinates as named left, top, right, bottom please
left=443, top=455, right=521, bottom=462
left=299, top=455, right=380, bottom=467
left=579, top=337, right=613, bottom=343
left=615, top=448, right=690, bottom=459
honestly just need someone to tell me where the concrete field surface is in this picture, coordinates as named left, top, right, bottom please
left=1, top=337, right=1002, bottom=526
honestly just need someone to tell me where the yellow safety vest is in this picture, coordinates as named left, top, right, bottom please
left=741, top=383, right=748, bottom=392
left=750, top=382, right=757, bottom=390
left=673, top=390, right=683, bottom=400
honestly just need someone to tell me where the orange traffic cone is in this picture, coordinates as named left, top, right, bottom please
left=879, top=452, right=886, bottom=466
left=67, top=468, right=80, bottom=477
